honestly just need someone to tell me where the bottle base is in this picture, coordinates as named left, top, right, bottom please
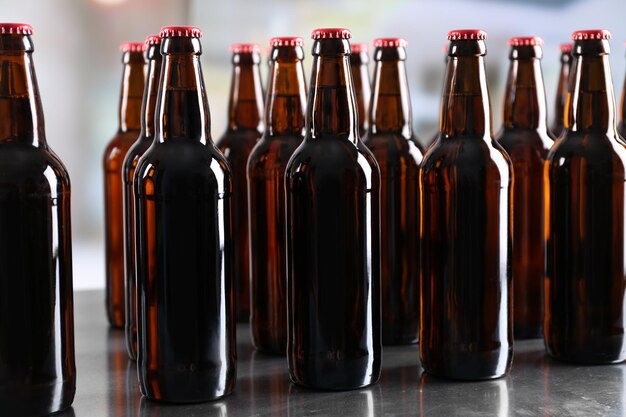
left=382, top=333, right=419, bottom=346
left=289, top=355, right=381, bottom=391
left=420, top=346, right=512, bottom=381
left=1, top=379, right=75, bottom=416
left=513, top=324, right=542, bottom=340
left=139, top=368, right=236, bottom=404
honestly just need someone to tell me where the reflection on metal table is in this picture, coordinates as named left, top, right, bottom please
left=56, top=290, right=625, bottom=416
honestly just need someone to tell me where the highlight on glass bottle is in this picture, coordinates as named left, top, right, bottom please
left=216, top=42, right=265, bottom=323
left=551, top=43, right=573, bottom=137
left=285, top=27, right=382, bottom=390
left=0, top=23, right=76, bottom=415
left=134, top=25, right=236, bottom=402
left=247, top=36, right=306, bottom=355
left=419, top=29, right=513, bottom=380
left=495, top=36, right=554, bottom=340
left=350, top=42, right=371, bottom=138
left=544, top=29, right=626, bottom=364
left=103, top=40, right=145, bottom=329
left=122, top=34, right=162, bottom=362
left=363, top=37, right=422, bottom=346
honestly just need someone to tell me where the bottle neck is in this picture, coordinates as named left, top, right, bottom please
left=502, top=54, right=548, bottom=130
left=350, top=53, right=370, bottom=134
left=620, top=60, right=626, bottom=127
left=118, top=51, right=144, bottom=132
left=566, top=45, right=617, bottom=134
left=227, top=54, right=264, bottom=132
left=306, top=39, right=359, bottom=142
left=265, top=47, right=307, bottom=136
left=140, top=47, right=162, bottom=139
left=440, top=42, right=492, bottom=139
left=370, top=48, right=412, bottom=136
left=554, top=52, right=572, bottom=132
left=156, top=40, right=211, bottom=144
left=0, top=37, right=46, bottom=146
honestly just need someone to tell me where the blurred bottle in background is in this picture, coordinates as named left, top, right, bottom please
left=286, top=28, right=381, bottom=390
left=216, top=43, right=264, bottom=323
left=248, top=37, right=306, bottom=355
left=122, top=34, right=162, bottom=361
left=363, top=37, right=422, bottom=346
left=103, top=42, right=145, bottom=329
left=496, top=36, right=554, bottom=340
left=420, top=29, right=513, bottom=380
left=350, top=43, right=371, bottom=138
left=0, top=23, right=76, bottom=415
left=134, top=26, right=236, bottom=402
left=619, top=48, right=626, bottom=138
left=551, top=43, right=572, bottom=138
left=544, top=29, right=626, bottom=364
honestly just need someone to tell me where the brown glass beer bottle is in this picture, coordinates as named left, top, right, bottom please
left=420, top=29, right=513, bottom=380
left=363, top=38, right=422, bottom=345
left=551, top=43, right=573, bottom=137
left=286, top=28, right=381, bottom=390
left=350, top=43, right=371, bottom=138
left=216, top=43, right=264, bottom=323
left=495, top=36, right=554, bottom=339
left=122, top=35, right=162, bottom=361
left=248, top=37, right=306, bottom=355
left=104, top=41, right=145, bottom=329
left=0, top=23, right=76, bottom=415
left=544, top=29, right=626, bottom=364
left=134, top=26, right=235, bottom=402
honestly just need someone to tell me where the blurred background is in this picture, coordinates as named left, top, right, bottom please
left=1, top=0, right=625, bottom=289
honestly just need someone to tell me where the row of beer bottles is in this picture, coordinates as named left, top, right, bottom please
left=2, top=22, right=626, bottom=415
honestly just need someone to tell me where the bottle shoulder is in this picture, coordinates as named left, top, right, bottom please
left=247, top=134, right=303, bottom=172
left=103, top=130, right=139, bottom=168
left=421, top=136, right=511, bottom=180
left=547, top=131, right=626, bottom=170
left=0, top=142, right=70, bottom=190
left=123, top=136, right=153, bottom=175
left=495, top=127, right=555, bottom=154
left=216, top=129, right=262, bottom=153
left=362, top=132, right=423, bottom=165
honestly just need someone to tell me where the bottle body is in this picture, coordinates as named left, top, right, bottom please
left=286, top=137, right=381, bottom=389
left=0, top=26, right=76, bottom=415
left=135, top=141, right=236, bottom=402
left=420, top=32, right=512, bottom=380
left=104, top=46, right=144, bottom=329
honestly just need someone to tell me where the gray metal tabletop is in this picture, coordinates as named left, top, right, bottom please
left=57, top=290, right=625, bottom=417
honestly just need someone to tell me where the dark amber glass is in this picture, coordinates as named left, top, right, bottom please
left=216, top=44, right=264, bottom=323
left=363, top=39, right=422, bottom=345
left=0, top=25, right=75, bottom=415
left=544, top=30, right=626, bottom=364
left=104, top=43, right=145, bottom=329
left=350, top=43, right=371, bottom=138
left=248, top=38, right=306, bottom=355
left=286, top=29, right=381, bottom=390
left=420, top=30, right=513, bottom=380
left=134, top=27, right=236, bottom=402
left=551, top=44, right=572, bottom=137
left=495, top=38, right=554, bottom=339
left=617, top=48, right=626, bottom=139
left=122, top=36, right=162, bottom=361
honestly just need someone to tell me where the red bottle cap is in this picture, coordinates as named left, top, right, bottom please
left=160, top=26, right=202, bottom=38
left=351, top=43, right=369, bottom=53
left=571, top=29, right=611, bottom=41
left=311, top=28, right=351, bottom=40
left=374, top=38, right=408, bottom=48
left=120, top=42, right=145, bottom=53
left=560, top=43, right=573, bottom=53
left=145, top=35, right=162, bottom=46
left=447, top=29, right=487, bottom=41
left=508, top=36, right=543, bottom=47
left=269, top=37, right=304, bottom=47
left=230, top=43, right=261, bottom=54
left=0, top=23, right=33, bottom=35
